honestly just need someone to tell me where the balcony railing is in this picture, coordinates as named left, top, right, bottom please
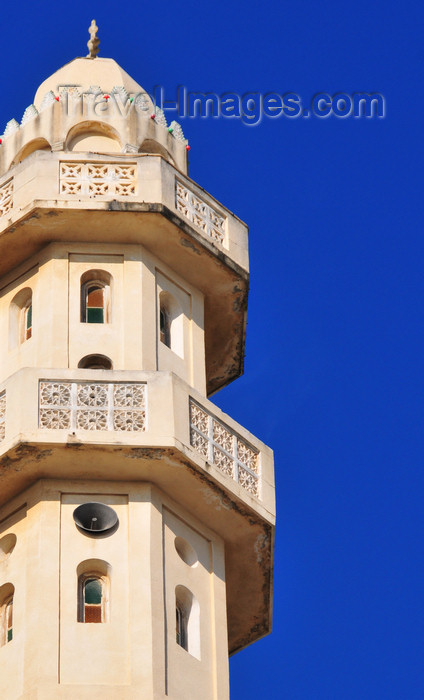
left=0, top=391, right=5, bottom=441
left=175, top=180, right=226, bottom=246
left=189, top=399, right=260, bottom=497
left=59, top=162, right=137, bottom=197
left=0, top=371, right=267, bottom=503
left=0, top=178, right=13, bottom=217
left=39, top=381, right=146, bottom=432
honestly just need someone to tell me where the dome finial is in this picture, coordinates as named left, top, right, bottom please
left=87, top=19, right=100, bottom=58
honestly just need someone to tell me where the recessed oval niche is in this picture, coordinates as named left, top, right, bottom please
left=174, top=536, right=198, bottom=567
left=0, top=534, right=17, bottom=562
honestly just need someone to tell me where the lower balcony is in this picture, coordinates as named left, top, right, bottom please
left=0, top=367, right=275, bottom=654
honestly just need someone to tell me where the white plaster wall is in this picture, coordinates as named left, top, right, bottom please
left=0, top=242, right=206, bottom=394
left=0, top=480, right=229, bottom=699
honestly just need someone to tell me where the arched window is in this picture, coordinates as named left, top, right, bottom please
left=78, top=574, right=108, bottom=623
left=176, top=603, right=187, bottom=650
left=66, top=121, right=121, bottom=153
left=9, top=288, right=33, bottom=349
left=0, top=584, right=14, bottom=647
left=23, top=300, right=32, bottom=340
left=80, top=270, right=111, bottom=324
left=78, top=354, right=113, bottom=370
left=160, top=306, right=171, bottom=348
left=175, top=585, right=200, bottom=658
left=86, top=284, right=104, bottom=323
left=138, top=139, right=176, bottom=166
left=77, top=559, right=110, bottom=623
left=159, top=291, right=184, bottom=357
left=80, top=577, right=104, bottom=623
left=3, top=598, right=13, bottom=644
left=11, top=138, right=51, bottom=167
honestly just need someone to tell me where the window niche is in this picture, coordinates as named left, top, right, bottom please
left=0, top=534, right=17, bottom=563
left=159, top=291, right=184, bottom=358
left=78, top=354, right=113, bottom=370
left=80, top=270, right=112, bottom=324
left=160, top=305, right=170, bottom=348
left=175, top=585, right=200, bottom=659
left=66, top=121, right=121, bottom=154
left=77, top=559, right=110, bottom=623
left=9, top=287, right=33, bottom=349
left=176, top=602, right=187, bottom=650
left=0, top=583, right=14, bottom=646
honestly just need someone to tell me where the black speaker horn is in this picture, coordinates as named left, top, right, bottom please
left=73, top=502, right=119, bottom=535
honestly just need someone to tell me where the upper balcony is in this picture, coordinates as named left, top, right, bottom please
left=0, top=152, right=249, bottom=394
left=0, top=366, right=274, bottom=654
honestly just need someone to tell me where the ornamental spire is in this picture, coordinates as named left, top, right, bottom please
left=87, top=19, right=100, bottom=58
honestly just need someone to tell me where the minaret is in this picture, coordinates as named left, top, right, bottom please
left=0, top=24, right=275, bottom=699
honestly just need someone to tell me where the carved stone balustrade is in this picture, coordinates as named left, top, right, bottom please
left=0, top=368, right=274, bottom=516
left=0, top=153, right=247, bottom=274
left=0, top=153, right=249, bottom=396
left=0, top=367, right=274, bottom=655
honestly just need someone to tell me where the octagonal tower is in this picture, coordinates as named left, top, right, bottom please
left=0, top=26, right=275, bottom=700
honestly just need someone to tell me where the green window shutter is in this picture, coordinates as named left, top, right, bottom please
left=85, top=578, right=102, bottom=605
left=26, top=304, right=32, bottom=329
left=87, top=307, right=104, bottom=323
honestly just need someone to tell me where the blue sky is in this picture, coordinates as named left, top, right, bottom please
left=1, top=1, right=422, bottom=697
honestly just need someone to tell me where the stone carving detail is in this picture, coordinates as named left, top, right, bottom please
left=0, top=179, right=13, bottom=218
left=169, top=120, right=185, bottom=141
left=3, top=119, right=19, bottom=138
left=87, top=19, right=100, bottom=59
left=77, top=409, right=107, bottom=431
left=190, top=403, right=209, bottom=434
left=21, top=104, right=39, bottom=125
left=189, top=399, right=259, bottom=496
left=60, top=162, right=137, bottom=197
left=123, top=144, right=138, bottom=154
left=39, top=381, right=146, bottom=432
left=40, top=408, right=71, bottom=430
left=112, top=86, right=128, bottom=101
left=87, top=85, right=102, bottom=96
left=113, top=410, right=146, bottom=432
left=77, top=383, right=108, bottom=407
left=134, top=93, right=150, bottom=112
left=176, top=181, right=226, bottom=245
left=154, top=106, right=168, bottom=127
left=39, top=91, right=56, bottom=111
left=113, top=383, right=145, bottom=407
left=190, top=429, right=208, bottom=457
left=236, top=438, right=258, bottom=472
left=0, top=391, right=5, bottom=442
left=40, top=382, right=71, bottom=406
left=213, top=446, right=234, bottom=477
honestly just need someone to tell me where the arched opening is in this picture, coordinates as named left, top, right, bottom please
left=175, top=585, right=200, bottom=659
left=138, top=139, right=175, bottom=165
left=81, top=577, right=103, bottom=622
left=176, top=602, right=187, bottom=650
left=9, top=287, right=33, bottom=350
left=10, top=138, right=51, bottom=167
left=0, top=583, right=14, bottom=646
left=160, top=306, right=171, bottom=348
left=77, top=559, right=110, bottom=623
left=0, top=534, right=17, bottom=563
left=159, top=291, right=184, bottom=358
left=78, top=354, right=113, bottom=370
left=80, top=270, right=111, bottom=324
left=66, top=121, right=121, bottom=153
left=23, top=301, right=32, bottom=340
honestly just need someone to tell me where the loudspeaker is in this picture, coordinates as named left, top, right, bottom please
left=73, top=502, right=119, bottom=535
